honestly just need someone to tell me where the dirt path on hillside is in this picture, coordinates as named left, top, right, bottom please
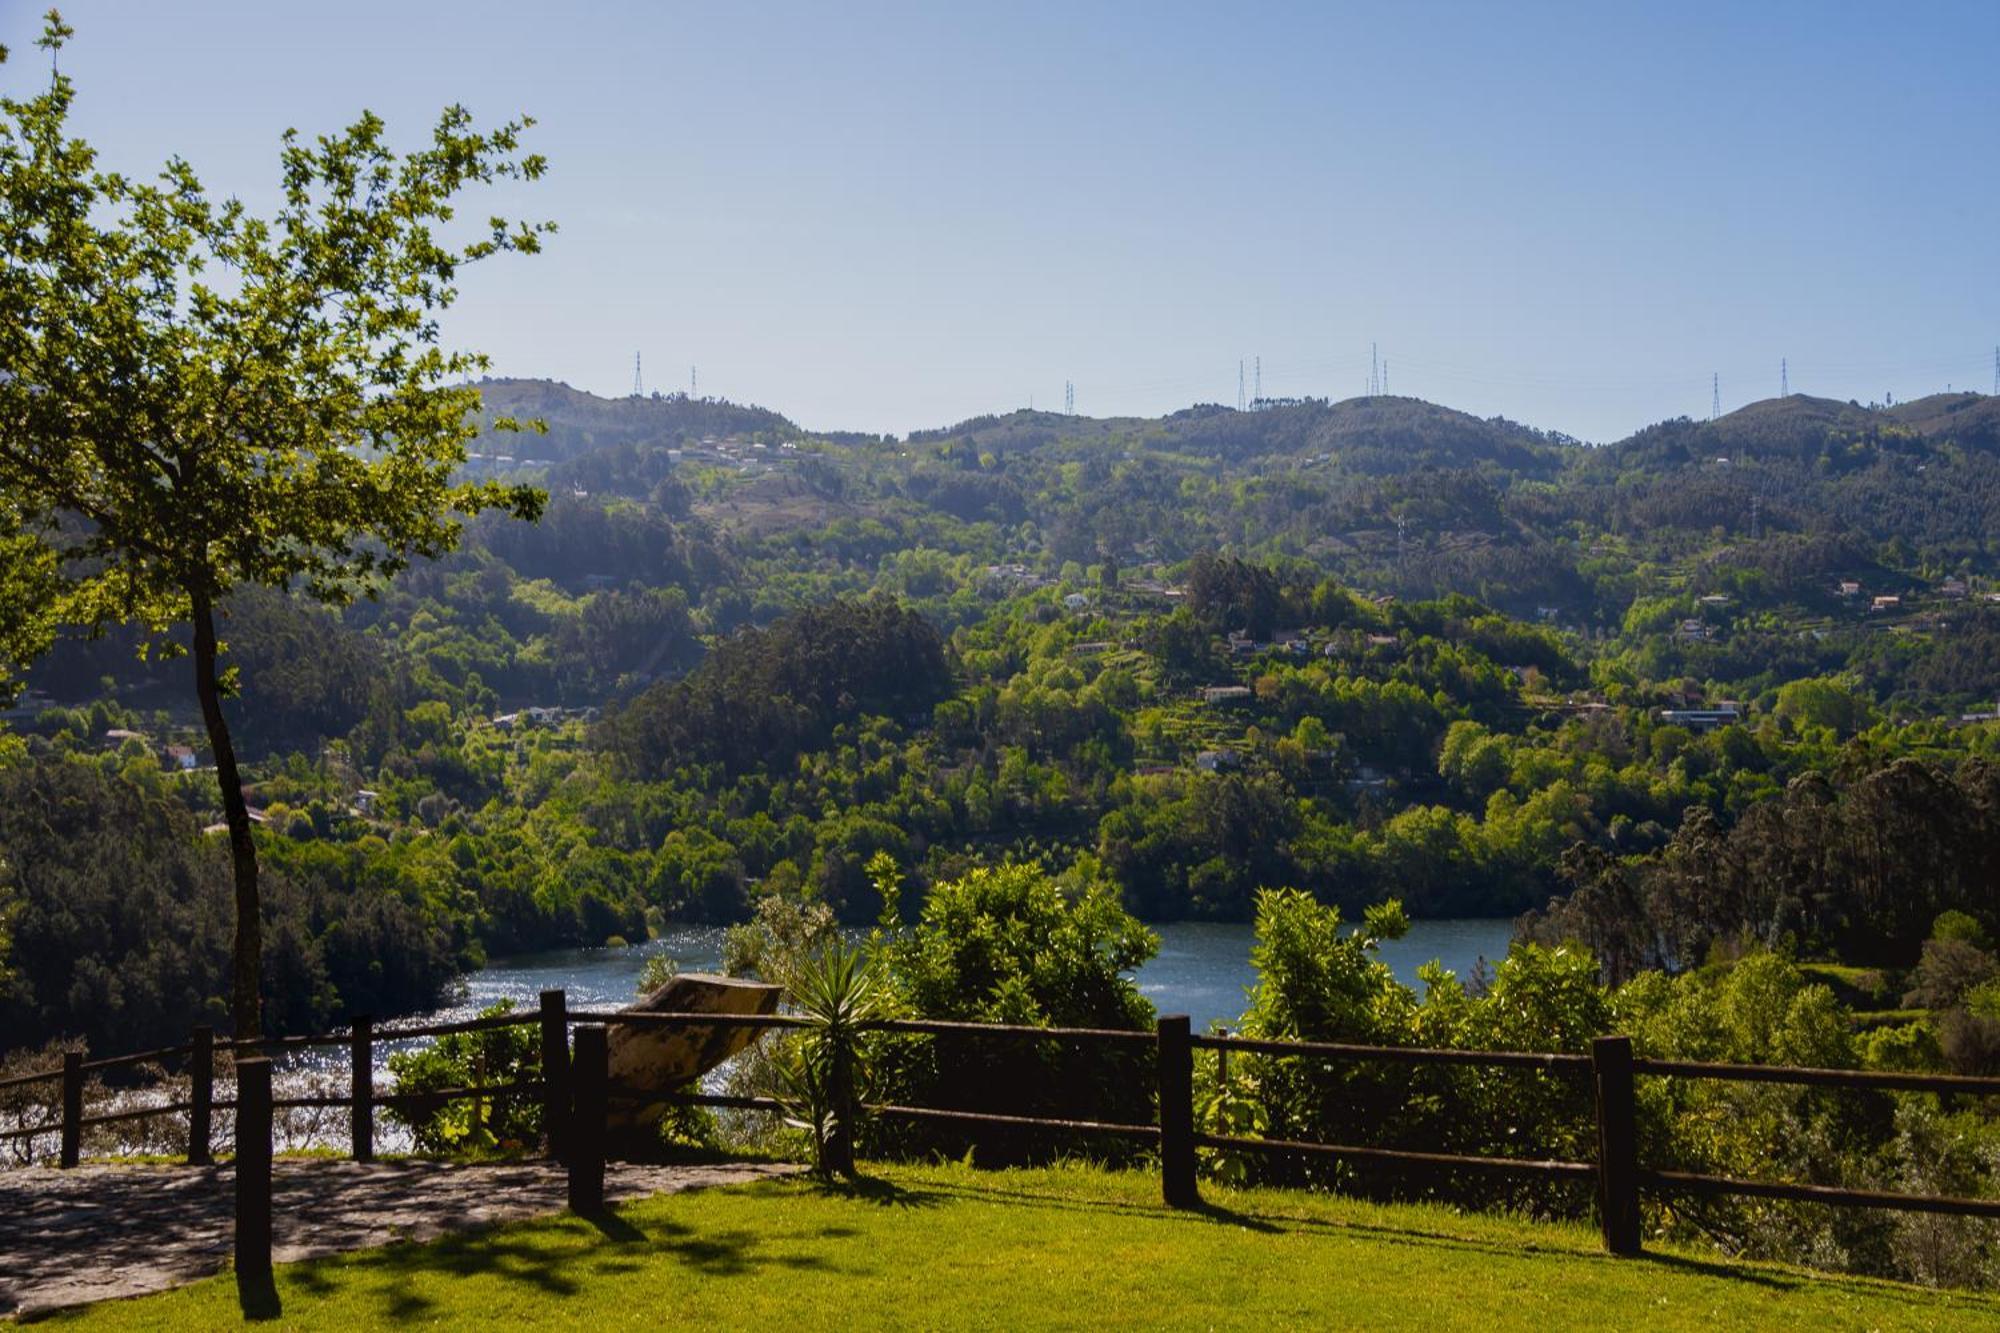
left=0, top=1158, right=797, bottom=1319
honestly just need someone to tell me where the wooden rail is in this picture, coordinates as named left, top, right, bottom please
left=10, top=991, right=2000, bottom=1264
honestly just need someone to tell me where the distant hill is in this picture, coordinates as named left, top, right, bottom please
left=469, top=378, right=801, bottom=463
left=1600, top=392, right=2000, bottom=472
left=908, top=396, right=1576, bottom=480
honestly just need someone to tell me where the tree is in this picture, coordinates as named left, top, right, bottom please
left=0, top=14, right=551, bottom=1034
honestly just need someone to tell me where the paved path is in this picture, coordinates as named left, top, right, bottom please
left=0, top=1158, right=798, bottom=1319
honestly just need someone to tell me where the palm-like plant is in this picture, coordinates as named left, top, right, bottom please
left=778, top=941, right=886, bottom=1178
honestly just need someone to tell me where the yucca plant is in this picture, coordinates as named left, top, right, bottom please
left=778, top=940, right=887, bottom=1178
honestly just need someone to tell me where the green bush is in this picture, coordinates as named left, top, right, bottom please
left=384, top=1002, right=541, bottom=1155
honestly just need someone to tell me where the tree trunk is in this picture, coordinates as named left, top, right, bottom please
left=192, top=590, right=261, bottom=1038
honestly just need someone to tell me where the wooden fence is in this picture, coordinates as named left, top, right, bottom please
left=7, top=990, right=2000, bottom=1286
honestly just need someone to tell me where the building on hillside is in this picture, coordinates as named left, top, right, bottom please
left=163, top=744, right=199, bottom=771
left=1345, top=764, right=1391, bottom=792
left=1658, top=705, right=1742, bottom=732
left=1940, top=578, right=1969, bottom=599
left=1676, top=619, right=1713, bottom=642
left=0, top=689, right=55, bottom=721
left=1837, top=580, right=1862, bottom=598
left=1194, top=748, right=1242, bottom=773
left=1871, top=595, right=1902, bottom=612
left=1202, top=685, right=1253, bottom=705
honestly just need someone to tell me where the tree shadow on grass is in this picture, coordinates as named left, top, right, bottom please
left=277, top=1201, right=861, bottom=1324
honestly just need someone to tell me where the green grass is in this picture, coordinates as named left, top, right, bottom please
left=50, top=1162, right=2000, bottom=1330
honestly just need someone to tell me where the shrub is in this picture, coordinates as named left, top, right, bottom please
left=385, top=1001, right=541, bottom=1154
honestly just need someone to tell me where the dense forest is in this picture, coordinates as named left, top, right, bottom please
left=5, top=380, right=2000, bottom=1057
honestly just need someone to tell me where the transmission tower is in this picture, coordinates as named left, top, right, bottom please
left=1382, top=359, right=1389, bottom=396
left=1711, top=373, right=1720, bottom=421
left=1254, top=356, right=1262, bottom=408
left=690, top=364, right=697, bottom=398
left=1064, top=381, right=1075, bottom=416
left=1238, top=360, right=1246, bottom=412
left=1993, top=346, right=1998, bottom=396
left=632, top=352, right=643, bottom=398
left=1781, top=358, right=1788, bottom=398
left=1371, top=342, right=1380, bottom=397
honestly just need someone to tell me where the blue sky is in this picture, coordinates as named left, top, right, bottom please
left=8, top=0, right=1998, bottom=439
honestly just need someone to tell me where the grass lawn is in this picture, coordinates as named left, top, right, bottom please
left=49, top=1161, right=2000, bottom=1330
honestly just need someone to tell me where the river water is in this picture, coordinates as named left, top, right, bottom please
left=428, top=917, right=1517, bottom=1035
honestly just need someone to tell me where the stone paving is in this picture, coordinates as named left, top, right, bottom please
left=0, top=1158, right=798, bottom=1319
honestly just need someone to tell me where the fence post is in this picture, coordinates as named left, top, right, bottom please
left=539, top=989, right=570, bottom=1163
left=59, top=1051, right=83, bottom=1169
left=1157, top=1014, right=1198, bottom=1209
left=350, top=1016, right=374, bottom=1163
left=827, top=1033, right=857, bottom=1178
left=235, top=1056, right=274, bottom=1285
left=189, top=1025, right=214, bottom=1166
left=568, top=1023, right=607, bottom=1215
left=1592, top=1034, right=1642, bottom=1256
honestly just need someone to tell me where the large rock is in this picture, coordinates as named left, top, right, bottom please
left=604, top=972, right=782, bottom=1152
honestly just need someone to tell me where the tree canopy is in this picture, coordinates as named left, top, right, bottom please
left=0, top=12, right=550, bottom=1031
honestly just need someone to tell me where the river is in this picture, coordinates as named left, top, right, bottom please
left=429, top=917, right=1517, bottom=1035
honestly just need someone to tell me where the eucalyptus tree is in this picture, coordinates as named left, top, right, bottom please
left=0, top=12, right=552, bottom=1034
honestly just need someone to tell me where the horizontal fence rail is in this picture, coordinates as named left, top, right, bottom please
left=1195, top=1032, right=1593, bottom=1072
left=1633, top=1057, right=2000, bottom=1097
left=1195, top=1132, right=1597, bottom=1181
left=9, top=992, right=2000, bottom=1262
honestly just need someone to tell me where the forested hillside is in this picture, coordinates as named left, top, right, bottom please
left=6, top=380, right=2000, bottom=1053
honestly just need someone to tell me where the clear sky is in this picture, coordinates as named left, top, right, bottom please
left=8, top=0, right=1998, bottom=440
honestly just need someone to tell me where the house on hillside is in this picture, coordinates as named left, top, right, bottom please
left=1871, top=595, right=1902, bottom=613
left=1194, top=748, right=1242, bottom=773
left=1940, top=578, right=1969, bottom=599
left=1202, top=685, right=1253, bottom=705
left=1676, top=619, right=1713, bottom=643
left=1837, top=580, right=1862, bottom=598
left=163, top=744, right=198, bottom=771
left=1658, top=705, right=1741, bottom=732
